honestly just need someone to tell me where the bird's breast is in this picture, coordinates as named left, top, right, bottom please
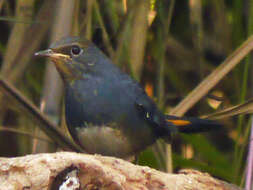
left=64, top=79, right=157, bottom=157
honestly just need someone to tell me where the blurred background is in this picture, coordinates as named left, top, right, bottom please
left=0, top=0, right=252, bottom=187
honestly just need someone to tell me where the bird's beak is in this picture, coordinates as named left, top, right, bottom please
left=35, top=49, right=76, bottom=82
left=35, top=49, right=70, bottom=60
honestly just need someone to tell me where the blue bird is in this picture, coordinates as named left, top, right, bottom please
left=35, top=36, right=220, bottom=158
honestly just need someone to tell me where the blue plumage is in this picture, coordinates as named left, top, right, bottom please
left=36, top=36, right=221, bottom=158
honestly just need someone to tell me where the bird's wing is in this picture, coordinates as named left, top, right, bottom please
left=134, top=93, right=179, bottom=137
left=114, top=72, right=167, bottom=129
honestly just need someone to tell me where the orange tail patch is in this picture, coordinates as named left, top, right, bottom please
left=167, top=119, right=191, bottom=126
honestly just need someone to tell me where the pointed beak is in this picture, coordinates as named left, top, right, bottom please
left=35, top=49, right=54, bottom=57
left=34, top=49, right=70, bottom=59
left=35, top=49, right=74, bottom=81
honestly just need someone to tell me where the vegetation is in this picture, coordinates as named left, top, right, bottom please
left=0, top=0, right=252, bottom=187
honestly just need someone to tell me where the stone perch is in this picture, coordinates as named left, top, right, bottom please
left=0, top=152, right=241, bottom=190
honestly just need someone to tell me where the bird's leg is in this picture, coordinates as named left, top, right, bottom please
left=134, top=154, right=140, bottom=164
left=125, top=154, right=139, bottom=164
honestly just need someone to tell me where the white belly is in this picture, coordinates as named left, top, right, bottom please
left=75, top=126, right=133, bottom=157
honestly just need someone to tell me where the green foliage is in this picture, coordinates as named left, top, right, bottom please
left=0, top=0, right=251, bottom=186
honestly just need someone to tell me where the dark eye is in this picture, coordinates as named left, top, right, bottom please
left=71, top=45, right=82, bottom=56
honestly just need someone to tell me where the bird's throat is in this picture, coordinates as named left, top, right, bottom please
left=53, top=60, right=82, bottom=84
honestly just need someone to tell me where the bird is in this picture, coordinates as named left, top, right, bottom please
left=35, top=36, right=220, bottom=158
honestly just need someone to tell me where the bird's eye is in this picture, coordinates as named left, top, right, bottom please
left=71, top=45, right=82, bottom=56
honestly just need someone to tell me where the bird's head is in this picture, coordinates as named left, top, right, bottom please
left=35, top=36, right=102, bottom=83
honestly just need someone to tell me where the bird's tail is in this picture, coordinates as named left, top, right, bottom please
left=165, top=115, right=221, bottom=133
